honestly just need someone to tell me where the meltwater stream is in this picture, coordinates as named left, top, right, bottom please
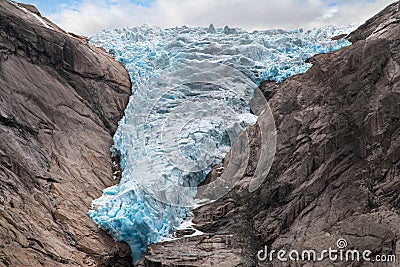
left=88, top=24, right=354, bottom=262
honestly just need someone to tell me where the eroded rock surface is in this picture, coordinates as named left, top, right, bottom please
left=0, top=1, right=132, bottom=266
left=142, top=3, right=400, bottom=266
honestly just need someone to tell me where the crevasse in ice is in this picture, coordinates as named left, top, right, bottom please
left=88, top=24, right=355, bottom=262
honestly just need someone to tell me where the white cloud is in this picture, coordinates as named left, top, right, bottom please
left=48, top=0, right=398, bottom=36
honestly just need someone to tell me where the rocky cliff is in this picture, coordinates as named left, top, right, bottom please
left=0, top=0, right=132, bottom=266
left=142, top=2, right=400, bottom=266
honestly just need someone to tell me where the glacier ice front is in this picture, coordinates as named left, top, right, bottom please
left=88, top=24, right=354, bottom=262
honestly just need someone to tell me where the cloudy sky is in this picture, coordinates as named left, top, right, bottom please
left=19, top=0, right=397, bottom=35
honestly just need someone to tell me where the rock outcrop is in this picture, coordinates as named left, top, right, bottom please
left=142, top=2, right=400, bottom=266
left=0, top=1, right=132, bottom=266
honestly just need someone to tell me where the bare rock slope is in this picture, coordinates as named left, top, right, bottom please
left=0, top=0, right=132, bottom=266
left=143, top=2, right=400, bottom=266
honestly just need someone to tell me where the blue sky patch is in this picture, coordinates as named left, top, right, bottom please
left=19, top=0, right=155, bottom=15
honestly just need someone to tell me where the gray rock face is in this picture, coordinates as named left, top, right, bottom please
left=142, top=2, right=400, bottom=266
left=347, top=2, right=399, bottom=42
left=0, top=1, right=132, bottom=266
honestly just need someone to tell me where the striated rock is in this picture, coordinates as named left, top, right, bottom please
left=142, top=2, right=400, bottom=266
left=331, top=33, right=347, bottom=41
left=347, top=2, right=400, bottom=43
left=0, top=0, right=132, bottom=266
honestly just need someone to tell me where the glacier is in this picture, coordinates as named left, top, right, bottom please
left=88, top=24, right=355, bottom=262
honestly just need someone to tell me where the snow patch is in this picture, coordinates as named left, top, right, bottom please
left=10, top=1, right=52, bottom=29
